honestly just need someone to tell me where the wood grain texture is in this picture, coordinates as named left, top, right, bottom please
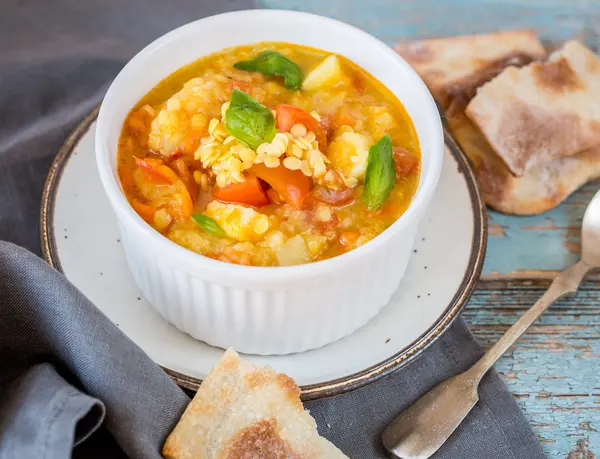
left=261, top=1, right=600, bottom=456
left=466, top=282, right=600, bottom=457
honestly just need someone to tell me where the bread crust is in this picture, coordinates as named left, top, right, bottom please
left=466, top=41, right=600, bottom=176
left=396, top=33, right=600, bottom=214
left=394, top=30, right=547, bottom=107
left=162, top=349, right=348, bottom=459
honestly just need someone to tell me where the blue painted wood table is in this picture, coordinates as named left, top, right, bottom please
left=261, top=1, right=600, bottom=457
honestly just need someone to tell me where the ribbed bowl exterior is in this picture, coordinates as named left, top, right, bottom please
left=118, top=219, right=420, bottom=355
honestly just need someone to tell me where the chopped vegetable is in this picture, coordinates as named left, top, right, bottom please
left=275, top=104, right=328, bottom=152
left=340, top=231, right=360, bottom=247
left=225, top=89, right=276, bottom=150
left=204, top=201, right=270, bottom=242
left=392, top=147, right=419, bottom=176
left=266, top=188, right=284, bottom=204
left=134, top=156, right=178, bottom=185
left=335, top=105, right=357, bottom=128
left=363, top=134, right=395, bottom=211
left=277, top=235, right=311, bottom=266
left=153, top=208, right=173, bottom=231
left=234, top=51, right=304, bottom=90
left=319, top=114, right=336, bottom=141
left=171, top=158, right=198, bottom=199
left=131, top=199, right=156, bottom=222
left=191, top=214, right=227, bottom=237
left=212, top=177, right=270, bottom=207
left=328, top=129, right=371, bottom=180
left=310, top=185, right=355, bottom=206
left=231, top=80, right=251, bottom=92
left=252, top=163, right=312, bottom=209
left=302, top=55, right=345, bottom=91
left=133, top=157, right=194, bottom=217
left=169, top=184, right=194, bottom=218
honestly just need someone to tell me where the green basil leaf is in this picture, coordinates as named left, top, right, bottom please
left=192, top=214, right=227, bottom=237
left=225, top=89, right=276, bottom=150
left=234, top=51, right=303, bottom=90
left=362, top=134, right=395, bottom=211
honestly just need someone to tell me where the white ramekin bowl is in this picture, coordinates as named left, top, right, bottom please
left=96, top=10, right=444, bottom=355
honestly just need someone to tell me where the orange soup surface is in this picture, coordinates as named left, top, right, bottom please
left=118, top=42, right=421, bottom=266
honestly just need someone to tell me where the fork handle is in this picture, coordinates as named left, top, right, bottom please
left=468, top=260, right=591, bottom=381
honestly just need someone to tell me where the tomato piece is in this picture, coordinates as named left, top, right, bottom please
left=276, top=104, right=328, bottom=152
left=319, top=114, right=336, bottom=141
left=132, top=157, right=193, bottom=218
left=251, top=163, right=312, bottom=209
left=336, top=105, right=356, bottom=128
left=310, top=185, right=355, bottom=206
left=212, top=177, right=270, bottom=207
left=231, top=80, right=252, bottom=92
left=340, top=231, right=360, bottom=247
left=131, top=199, right=156, bottom=223
left=392, top=147, right=419, bottom=176
left=133, top=156, right=178, bottom=185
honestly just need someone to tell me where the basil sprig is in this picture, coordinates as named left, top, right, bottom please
left=225, top=89, right=276, bottom=150
left=234, top=51, right=303, bottom=90
left=362, top=134, right=396, bottom=211
left=192, top=214, right=226, bottom=237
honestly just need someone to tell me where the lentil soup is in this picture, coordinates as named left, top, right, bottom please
left=118, top=42, right=421, bottom=267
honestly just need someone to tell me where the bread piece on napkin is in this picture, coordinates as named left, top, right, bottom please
left=394, top=30, right=547, bottom=107
left=163, top=349, right=348, bottom=459
left=466, top=40, right=600, bottom=176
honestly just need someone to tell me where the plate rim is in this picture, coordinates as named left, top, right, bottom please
left=40, top=108, right=487, bottom=401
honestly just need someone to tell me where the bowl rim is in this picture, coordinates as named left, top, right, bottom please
left=95, top=9, right=444, bottom=281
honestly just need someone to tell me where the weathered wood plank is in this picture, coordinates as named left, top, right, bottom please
left=260, top=1, right=600, bottom=456
left=466, top=283, right=600, bottom=457
left=484, top=183, right=599, bottom=280
left=261, top=0, right=600, bottom=44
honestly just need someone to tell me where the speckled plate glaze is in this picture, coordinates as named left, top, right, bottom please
left=41, top=109, right=486, bottom=400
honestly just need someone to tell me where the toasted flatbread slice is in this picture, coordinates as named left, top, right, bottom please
left=396, top=34, right=600, bottom=214
left=448, top=110, right=600, bottom=214
left=394, top=30, right=547, bottom=107
left=163, top=349, right=348, bottom=459
left=466, top=40, right=600, bottom=176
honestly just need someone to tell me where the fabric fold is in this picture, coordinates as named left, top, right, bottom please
left=0, top=242, right=546, bottom=458
left=0, top=242, right=190, bottom=458
left=0, top=363, right=104, bottom=459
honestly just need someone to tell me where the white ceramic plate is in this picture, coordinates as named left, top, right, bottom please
left=41, top=110, right=486, bottom=400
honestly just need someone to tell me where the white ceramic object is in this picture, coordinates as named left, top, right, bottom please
left=94, top=10, right=444, bottom=355
left=42, top=117, right=484, bottom=399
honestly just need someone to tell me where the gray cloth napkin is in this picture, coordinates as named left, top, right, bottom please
left=0, top=242, right=546, bottom=459
left=0, top=1, right=546, bottom=458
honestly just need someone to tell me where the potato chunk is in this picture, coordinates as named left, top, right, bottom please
left=302, top=55, right=347, bottom=91
left=277, top=235, right=311, bottom=266
left=328, top=128, right=372, bottom=181
left=204, top=201, right=270, bottom=242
